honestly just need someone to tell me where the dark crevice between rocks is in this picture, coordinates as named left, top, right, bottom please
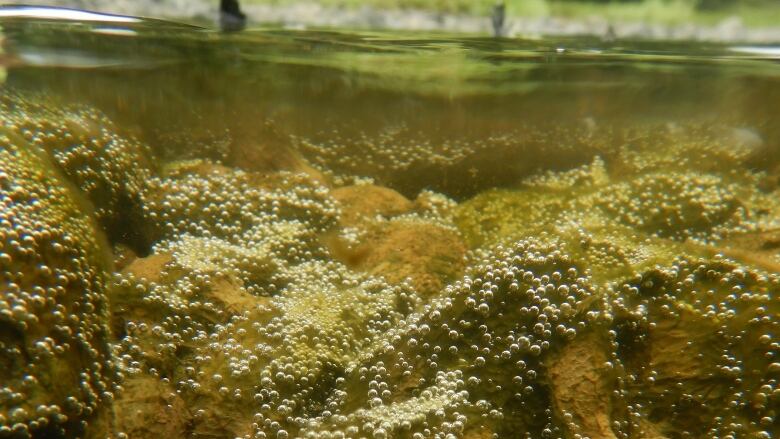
left=104, top=192, right=154, bottom=258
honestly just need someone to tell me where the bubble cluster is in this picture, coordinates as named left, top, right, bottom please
left=596, top=172, right=743, bottom=241
left=0, top=91, right=152, bottom=238
left=611, top=257, right=779, bottom=438
left=115, top=228, right=615, bottom=438
left=457, top=142, right=780, bottom=282
left=291, top=123, right=608, bottom=197
left=1, top=86, right=778, bottom=439
left=0, top=131, right=118, bottom=437
left=297, top=238, right=611, bottom=438
left=139, top=160, right=338, bottom=247
left=453, top=133, right=780, bottom=437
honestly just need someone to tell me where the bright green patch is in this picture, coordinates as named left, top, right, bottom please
left=243, top=0, right=780, bottom=29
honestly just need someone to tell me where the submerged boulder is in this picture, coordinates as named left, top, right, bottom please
left=111, top=376, right=191, bottom=439
left=331, top=183, right=414, bottom=227
left=354, top=218, right=467, bottom=297
left=611, top=258, right=779, bottom=438
left=0, top=131, right=118, bottom=437
left=0, top=91, right=154, bottom=252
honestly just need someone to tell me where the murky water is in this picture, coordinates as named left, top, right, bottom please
left=1, top=6, right=778, bottom=439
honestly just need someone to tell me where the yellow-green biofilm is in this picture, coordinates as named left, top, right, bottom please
left=1, top=91, right=778, bottom=439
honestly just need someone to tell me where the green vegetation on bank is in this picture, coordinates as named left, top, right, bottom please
left=244, top=0, right=780, bottom=28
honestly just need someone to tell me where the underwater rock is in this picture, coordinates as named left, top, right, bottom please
left=595, top=171, right=743, bottom=241
left=331, top=183, right=414, bottom=227
left=228, top=121, right=327, bottom=184
left=611, top=257, right=779, bottom=438
left=0, top=131, right=118, bottom=437
left=456, top=151, right=780, bottom=282
left=2, top=93, right=768, bottom=437
left=355, top=218, right=467, bottom=297
left=455, top=163, right=683, bottom=287
left=121, top=252, right=173, bottom=285
left=545, top=331, right=622, bottom=439
left=0, top=91, right=154, bottom=251
left=110, top=246, right=274, bottom=382
left=455, top=187, right=566, bottom=250
left=327, top=184, right=464, bottom=295
left=111, top=376, right=191, bottom=439
left=114, top=255, right=416, bottom=438
left=110, top=164, right=422, bottom=437
left=105, top=158, right=777, bottom=439
left=140, top=159, right=338, bottom=249
left=295, top=238, right=611, bottom=438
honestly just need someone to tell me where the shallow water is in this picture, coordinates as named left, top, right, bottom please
left=0, top=6, right=779, bottom=439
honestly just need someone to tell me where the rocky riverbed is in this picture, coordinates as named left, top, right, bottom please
left=1, top=83, right=778, bottom=438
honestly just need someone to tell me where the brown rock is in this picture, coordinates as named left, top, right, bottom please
left=228, top=120, right=326, bottom=183
left=112, top=376, right=191, bottom=438
left=358, top=220, right=466, bottom=296
left=332, top=184, right=414, bottom=226
left=113, top=243, right=138, bottom=271
left=646, top=309, right=719, bottom=382
left=121, top=253, right=173, bottom=284
left=115, top=253, right=266, bottom=324
left=546, top=332, right=620, bottom=439
left=463, top=426, right=494, bottom=438
left=201, top=276, right=268, bottom=317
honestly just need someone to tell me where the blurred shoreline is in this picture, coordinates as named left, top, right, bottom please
left=4, top=0, right=780, bottom=42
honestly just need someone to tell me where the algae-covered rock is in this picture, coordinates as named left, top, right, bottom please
left=611, top=257, right=779, bottom=438
left=102, top=126, right=778, bottom=439
left=456, top=148, right=780, bottom=284
left=594, top=171, right=743, bottom=241
left=111, top=376, right=191, bottom=439
left=332, top=183, right=414, bottom=227
left=455, top=159, right=682, bottom=286
left=449, top=144, right=780, bottom=438
left=354, top=218, right=466, bottom=296
left=113, top=254, right=415, bottom=438
left=327, top=183, right=465, bottom=296
left=0, top=131, right=118, bottom=437
left=140, top=159, right=338, bottom=248
left=106, top=136, right=777, bottom=438
left=109, top=235, right=283, bottom=378
left=296, top=238, right=615, bottom=438
left=546, top=331, right=622, bottom=439
left=110, top=164, right=425, bottom=438
left=0, top=91, right=154, bottom=250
